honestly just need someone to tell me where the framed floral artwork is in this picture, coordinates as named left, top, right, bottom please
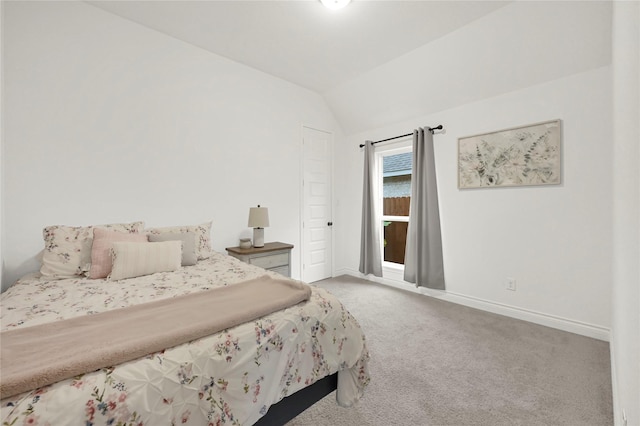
left=458, top=119, right=562, bottom=189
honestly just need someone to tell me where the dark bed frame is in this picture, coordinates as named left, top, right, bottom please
left=253, top=372, right=338, bottom=426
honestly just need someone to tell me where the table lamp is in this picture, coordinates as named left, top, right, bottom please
left=248, top=205, right=269, bottom=248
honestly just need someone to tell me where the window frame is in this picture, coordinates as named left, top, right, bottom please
left=375, top=140, right=412, bottom=270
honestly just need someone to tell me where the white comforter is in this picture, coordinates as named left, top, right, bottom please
left=0, top=252, right=370, bottom=425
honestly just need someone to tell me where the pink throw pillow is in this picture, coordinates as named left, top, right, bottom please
left=89, top=228, right=148, bottom=279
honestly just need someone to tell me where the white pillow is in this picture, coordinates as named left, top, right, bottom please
left=109, top=241, right=182, bottom=281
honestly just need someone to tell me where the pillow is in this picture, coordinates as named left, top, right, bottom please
left=40, top=221, right=144, bottom=279
left=109, top=241, right=182, bottom=281
left=89, top=228, right=148, bottom=279
left=148, top=232, right=197, bottom=266
left=145, top=221, right=212, bottom=260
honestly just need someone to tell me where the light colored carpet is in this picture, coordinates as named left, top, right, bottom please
left=287, top=275, right=613, bottom=426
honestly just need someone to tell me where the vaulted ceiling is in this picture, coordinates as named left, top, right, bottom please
left=87, top=1, right=612, bottom=135
left=88, top=0, right=511, bottom=93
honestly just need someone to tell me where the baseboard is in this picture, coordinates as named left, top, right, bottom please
left=334, top=268, right=610, bottom=341
left=443, top=291, right=610, bottom=341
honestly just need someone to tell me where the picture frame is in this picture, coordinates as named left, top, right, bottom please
left=458, top=119, right=562, bottom=189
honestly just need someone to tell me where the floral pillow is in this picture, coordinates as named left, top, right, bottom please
left=145, top=221, right=212, bottom=260
left=39, top=221, right=144, bottom=279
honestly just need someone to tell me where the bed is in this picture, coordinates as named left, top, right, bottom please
left=0, top=221, right=370, bottom=425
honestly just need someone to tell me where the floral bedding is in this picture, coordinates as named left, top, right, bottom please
left=0, top=252, right=370, bottom=425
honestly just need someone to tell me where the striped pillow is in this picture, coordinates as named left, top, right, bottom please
left=109, top=241, right=182, bottom=281
left=89, top=228, right=148, bottom=279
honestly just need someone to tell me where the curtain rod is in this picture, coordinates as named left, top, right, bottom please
left=358, top=125, right=443, bottom=148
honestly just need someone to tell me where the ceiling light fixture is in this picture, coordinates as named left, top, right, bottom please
left=320, top=0, right=351, bottom=11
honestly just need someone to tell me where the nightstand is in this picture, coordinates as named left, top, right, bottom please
left=226, top=242, right=294, bottom=277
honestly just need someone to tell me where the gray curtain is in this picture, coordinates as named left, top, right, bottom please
left=404, top=128, right=445, bottom=289
left=359, top=141, right=382, bottom=277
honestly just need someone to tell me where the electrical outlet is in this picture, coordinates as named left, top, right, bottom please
left=506, top=277, right=517, bottom=291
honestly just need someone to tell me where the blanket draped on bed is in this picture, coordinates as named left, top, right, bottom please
left=0, top=275, right=311, bottom=399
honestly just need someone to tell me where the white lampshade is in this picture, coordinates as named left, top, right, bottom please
left=248, top=206, right=270, bottom=228
left=320, top=0, right=351, bottom=10
left=248, top=206, right=269, bottom=248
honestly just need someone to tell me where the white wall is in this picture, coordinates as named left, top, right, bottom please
left=2, top=1, right=339, bottom=290
left=335, top=66, right=613, bottom=340
left=0, top=0, right=4, bottom=291
left=610, top=2, right=639, bottom=425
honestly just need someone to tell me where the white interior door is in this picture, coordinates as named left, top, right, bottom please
left=302, top=126, right=333, bottom=283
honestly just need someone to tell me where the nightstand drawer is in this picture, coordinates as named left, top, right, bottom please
left=250, top=252, right=289, bottom=269
left=269, top=265, right=290, bottom=276
left=225, top=242, right=293, bottom=278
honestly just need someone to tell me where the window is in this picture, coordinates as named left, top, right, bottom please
left=377, top=144, right=412, bottom=267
